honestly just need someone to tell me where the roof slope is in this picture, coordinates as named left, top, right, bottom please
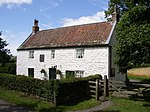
left=18, top=22, right=114, bottom=50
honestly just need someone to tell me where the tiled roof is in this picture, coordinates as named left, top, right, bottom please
left=18, top=22, right=114, bottom=50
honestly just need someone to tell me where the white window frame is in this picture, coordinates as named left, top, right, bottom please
left=75, top=70, right=84, bottom=78
left=29, top=51, right=34, bottom=59
left=76, top=49, right=84, bottom=58
left=51, top=49, right=55, bottom=59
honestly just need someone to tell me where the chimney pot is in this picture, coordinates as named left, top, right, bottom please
left=32, top=19, right=39, bottom=33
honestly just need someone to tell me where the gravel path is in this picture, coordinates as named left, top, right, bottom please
left=69, top=101, right=113, bottom=112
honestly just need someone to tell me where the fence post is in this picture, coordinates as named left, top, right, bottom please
left=104, top=75, right=108, bottom=97
left=95, top=79, right=99, bottom=100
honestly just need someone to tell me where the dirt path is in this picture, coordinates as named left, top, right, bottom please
left=69, top=101, right=113, bottom=112
left=0, top=99, right=32, bottom=112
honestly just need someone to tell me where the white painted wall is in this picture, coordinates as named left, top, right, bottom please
left=17, top=47, right=109, bottom=79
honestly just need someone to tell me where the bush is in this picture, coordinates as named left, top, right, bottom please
left=55, top=74, right=102, bottom=105
left=6, top=63, right=16, bottom=74
left=0, top=67, right=8, bottom=73
left=0, top=63, right=16, bottom=74
left=0, top=73, right=102, bottom=105
left=55, top=78, right=90, bottom=104
left=0, top=73, right=55, bottom=102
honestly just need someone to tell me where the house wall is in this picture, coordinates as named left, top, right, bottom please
left=17, top=47, right=109, bottom=79
left=108, top=24, right=126, bottom=81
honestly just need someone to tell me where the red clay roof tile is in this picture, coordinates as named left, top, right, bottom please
left=18, top=22, right=113, bottom=50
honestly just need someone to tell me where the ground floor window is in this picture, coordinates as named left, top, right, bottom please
left=66, top=70, right=84, bottom=78
left=66, top=71, right=75, bottom=79
left=28, top=68, right=34, bottom=77
left=75, top=71, right=84, bottom=78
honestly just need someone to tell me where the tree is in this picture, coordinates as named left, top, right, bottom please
left=0, top=31, right=11, bottom=66
left=105, top=0, right=150, bottom=18
left=115, top=6, right=150, bottom=72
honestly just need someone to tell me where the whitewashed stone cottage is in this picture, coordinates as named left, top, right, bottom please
left=17, top=13, right=126, bottom=81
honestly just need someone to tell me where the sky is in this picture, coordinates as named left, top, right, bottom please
left=0, top=0, right=109, bottom=56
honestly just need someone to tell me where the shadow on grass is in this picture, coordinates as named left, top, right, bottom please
left=39, top=107, right=66, bottom=112
left=141, top=78, right=150, bottom=84
left=98, top=110, right=120, bottom=112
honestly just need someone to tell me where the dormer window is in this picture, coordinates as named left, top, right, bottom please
left=76, top=49, right=84, bottom=58
left=29, top=51, right=34, bottom=58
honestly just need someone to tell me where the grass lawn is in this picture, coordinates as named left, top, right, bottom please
left=127, top=67, right=150, bottom=83
left=0, top=87, right=100, bottom=112
left=101, top=67, right=150, bottom=112
left=101, top=97, right=150, bottom=112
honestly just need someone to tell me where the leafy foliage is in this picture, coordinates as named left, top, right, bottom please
left=116, top=6, right=150, bottom=72
left=0, top=73, right=102, bottom=105
left=0, top=31, right=11, bottom=66
left=105, top=0, right=150, bottom=18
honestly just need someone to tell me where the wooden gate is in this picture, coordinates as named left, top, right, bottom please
left=89, top=75, right=126, bottom=100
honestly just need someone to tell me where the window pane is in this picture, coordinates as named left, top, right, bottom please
left=28, top=68, right=34, bottom=77
left=76, top=49, right=84, bottom=58
left=40, top=54, right=44, bottom=62
left=51, top=50, right=55, bottom=59
left=75, top=71, right=84, bottom=78
left=29, top=51, right=34, bottom=58
left=66, top=71, right=75, bottom=79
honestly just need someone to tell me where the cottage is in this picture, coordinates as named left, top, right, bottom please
left=17, top=13, right=126, bottom=81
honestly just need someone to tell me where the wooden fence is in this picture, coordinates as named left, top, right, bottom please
left=89, top=75, right=126, bottom=100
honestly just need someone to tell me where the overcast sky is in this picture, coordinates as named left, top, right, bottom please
left=0, top=0, right=109, bottom=55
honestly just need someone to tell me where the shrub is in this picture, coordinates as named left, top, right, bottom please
left=55, top=78, right=90, bottom=104
left=0, top=73, right=55, bottom=102
left=6, top=63, right=16, bottom=74
left=0, top=73, right=102, bottom=105
left=0, top=67, right=8, bottom=73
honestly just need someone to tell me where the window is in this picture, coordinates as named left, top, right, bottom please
left=75, top=71, right=84, bottom=78
left=51, top=50, right=55, bottom=59
left=28, top=68, right=34, bottom=77
left=65, top=70, right=84, bottom=78
left=66, top=71, right=75, bottom=79
left=76, top=49, right=84, bottom=58
left=29, top=51, right=34, bottom=58
left=40, top=54, right=45, bottom=62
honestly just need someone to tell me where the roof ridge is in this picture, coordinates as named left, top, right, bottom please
left=41, top=21, right=111, bottom=32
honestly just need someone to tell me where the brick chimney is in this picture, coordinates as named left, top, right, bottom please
left=112, top=6, right=119, bottom=22
left=32, top=19, right=39, bottom=33
left=112, top=12, right=119, bottom=22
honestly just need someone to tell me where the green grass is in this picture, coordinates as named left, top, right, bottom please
left=0, top=87, right=53, bottom=111
left=0, top=87, right=100, bottom=111
left=101, top=97, right=150, bottom=112
left=128, top=73, right=150, bottom=80
left=61, top=98, right=101, bottom=111
left=128, top=74, right=150, bottom=83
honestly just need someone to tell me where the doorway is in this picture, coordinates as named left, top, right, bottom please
left=49, top=68, right=56, bottom=80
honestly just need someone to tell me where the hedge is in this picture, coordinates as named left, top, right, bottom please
left=0, top=63, right=16, bottom=74
left=0, top=73, right=102, bottom=105
left=0, top=73, right=54, bottom=101
left=0, top=67, right=8, bottom=73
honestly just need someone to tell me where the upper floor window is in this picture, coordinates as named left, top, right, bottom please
left=76, top=49, right=84, bottom=58
left=29, top=51, right=34, bottom=58
left=40, top=54, right=45, bottom=62
left=51, top=50, right=55, bottom=59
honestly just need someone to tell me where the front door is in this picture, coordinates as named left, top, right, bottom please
left=49, top=68, right=56, bottom=80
